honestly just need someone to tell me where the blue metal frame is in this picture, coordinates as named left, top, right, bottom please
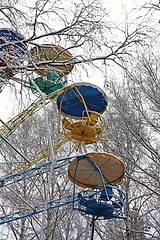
left=0, top=154, right=89, bottom=225
left=74, top=188, right=126, bottom=221
left=0, top=155, right=86, bottom=187
left=0, top=195, right=78, bottom=225
left=0, top=153, right=125, bottom=224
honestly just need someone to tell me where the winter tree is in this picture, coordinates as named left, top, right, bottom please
left=0, top=0, right=159, bottom=239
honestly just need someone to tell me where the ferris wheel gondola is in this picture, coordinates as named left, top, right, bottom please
left=29, top=70, right=66, bottom=96
left=67, top=152, right=126, bottom=223
left=29, top=44, right=74, bottom=76
left=57, top=82, right=108, bottom=148
left=0, top=29, right=27, bottom=78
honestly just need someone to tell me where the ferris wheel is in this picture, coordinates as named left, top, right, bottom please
left=0, top=28, right=126, bottom=239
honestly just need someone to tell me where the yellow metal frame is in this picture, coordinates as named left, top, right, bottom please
left=0, top=88, right=62, bottom=140
left=3, top=137, right=69, bottom=177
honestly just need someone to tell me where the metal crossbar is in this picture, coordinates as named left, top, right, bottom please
left=0, top=155, right=78, bottom=187
left=0, top=87, right=62, bottom=144
left=0, top=155, right=84, bottom=188
left=0, top=195, right=78, bottom=225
